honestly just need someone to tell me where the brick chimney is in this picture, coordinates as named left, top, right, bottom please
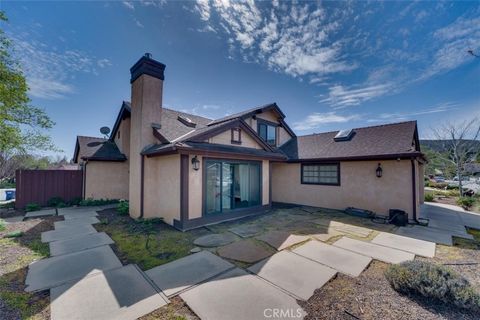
left=129, top=53, right=165, bottom=218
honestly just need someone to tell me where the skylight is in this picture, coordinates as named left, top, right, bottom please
left=334, top=129, right=354, bottom=141
left=177, top=115, right=196, bottom=128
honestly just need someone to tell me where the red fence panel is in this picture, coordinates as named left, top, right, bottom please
left=15, top=170, right=83, bottom=208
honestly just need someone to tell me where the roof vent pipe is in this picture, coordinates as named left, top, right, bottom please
left=144, top=52, right=152, bottom=59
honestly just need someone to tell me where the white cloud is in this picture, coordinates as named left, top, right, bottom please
left=11, top=35, right=106, bottom=99
left=193, top=1, right=355, bottom=77
left=97, top=58, right=112, bottom=68
left=122, top=1, right=135, bottom=10
left=134, top=18, right=144, bottom=28
left=319, top=83, right=393, bottom=108
left=292, top=112, right=360, bottom=131
left=367, top=102, right=458, bottom=123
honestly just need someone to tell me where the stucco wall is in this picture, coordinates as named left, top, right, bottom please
left=207, top=129, right=262, bottom=149
left=188, top=155, right=270, bottom=220
left=278, top=126, right=292, bottom=146
left=272, top=160, right=418, bottom=219
left=85, top=161, right=129, bottom=200
left=244, top=110, right=293, bottom=147
left=114, top=117, right=131, bottom=157
left=143, top=154, right=180, bottom=225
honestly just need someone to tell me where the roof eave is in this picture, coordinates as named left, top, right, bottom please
left=286, top=152, right=424, bottom=163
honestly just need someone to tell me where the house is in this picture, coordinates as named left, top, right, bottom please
left=73, top=53, right=425, bottom=230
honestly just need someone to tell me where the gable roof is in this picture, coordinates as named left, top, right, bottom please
left=73, top=136, right=126, bottom=163
left=281, top=121, right=421, bottom=161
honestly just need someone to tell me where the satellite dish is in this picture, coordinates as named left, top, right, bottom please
left=100, top=126, right=111, bottom=137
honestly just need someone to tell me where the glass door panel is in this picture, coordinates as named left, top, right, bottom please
left=205, top=161, right=221, bottom=214
left=222, top=163, right=233, bottom=211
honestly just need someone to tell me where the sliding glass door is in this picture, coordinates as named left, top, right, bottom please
left=204, top=159, right=261, bottom=215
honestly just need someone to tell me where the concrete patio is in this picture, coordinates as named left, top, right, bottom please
left=23, top=202, right=480, bottom=320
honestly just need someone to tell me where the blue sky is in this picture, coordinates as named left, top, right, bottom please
left=2, top=0, right=479, bottom=159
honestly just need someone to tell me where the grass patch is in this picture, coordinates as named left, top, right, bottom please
left=467, top=227, right=480, bottom=241
left=96, top=218, right=197, bottom=270
left=0, top=290, right=47, bottom=319
left=4, top=230, right=24, bottom=238
left=0, top=218, right=5, bottom=231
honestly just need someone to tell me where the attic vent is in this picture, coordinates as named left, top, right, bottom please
left=177, top=115, right=196, bottom=128
left=334, top=129, right=355, bottom=141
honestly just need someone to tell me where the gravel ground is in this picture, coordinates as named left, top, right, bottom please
left=139, top=296, right=199, bottom=320
left=299, top=260, right=479, bottom=320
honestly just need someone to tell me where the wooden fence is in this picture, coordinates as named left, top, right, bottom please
left=15, top=170, right=83, bottom=208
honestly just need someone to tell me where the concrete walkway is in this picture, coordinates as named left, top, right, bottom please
left=25, top=206, right=169, bottom=320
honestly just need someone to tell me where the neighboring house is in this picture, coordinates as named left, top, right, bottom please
left=73, top=53, right=425, bottom=230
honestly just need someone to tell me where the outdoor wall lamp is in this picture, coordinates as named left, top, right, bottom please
left=376, top=163, right=383, bottom=178
left=192, top=155, right=200, bottom=171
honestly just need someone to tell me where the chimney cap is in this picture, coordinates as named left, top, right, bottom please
left=130, top=53, right=166, bottom=83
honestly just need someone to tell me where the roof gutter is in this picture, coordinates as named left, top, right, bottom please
left=286, top=152, right=424, bottom=163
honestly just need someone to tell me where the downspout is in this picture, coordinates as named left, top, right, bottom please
left=140, top=154, right=145, bottom=219
left=82, top=160, right=88, bottom=199
left=411, top=158, right=418, bottom=223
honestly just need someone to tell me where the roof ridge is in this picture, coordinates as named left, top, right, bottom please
left=162, top=107, right=213, bottom=121
left=77, top=135, right=106, bottom=140
left=297, top=120, right=417, bottom=138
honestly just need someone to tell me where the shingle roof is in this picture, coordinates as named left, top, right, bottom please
left=207, top=103, right=282, bottom=126
left=142, top=141, right=286, bottom=160
left=281, top=121, right=420, bottom=161
left=157, top=107, right=212, bottom=141
left=73, top=136, right=126, bottom=162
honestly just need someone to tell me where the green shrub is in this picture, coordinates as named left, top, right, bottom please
left=117, top=200, right=129, bottom=215
left=69, top=197, right=82, bottom=206
left=0, top=201, right=15, bottom=209
left=47, top=197, right=64, bottom=207
left=4, top=230, right=23, bottom=238
left=385, top=260, right=480, bottom=311
left=0, top=219, right=5, bottom=231
left=80, top=198, right=119, bottom=207
left=424, top=193, right=434, bottom=202
left=457, top=197, right=475, bottom=210
left=25, top=203, right=41, bottom=212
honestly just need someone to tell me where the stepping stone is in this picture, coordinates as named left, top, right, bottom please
left=51, top=264, right=169, bottom=320
left=371, top=232, right=435, bottom=258
left=228, top=224, right=263, bottom=238
left=292, top=241, right=371, bottom=277
left=41, top=224, right=97, bottom=243
left=49, top=232, right=114, bottom=256
left=193, top=233, right=237, bottom=247
left=25, top=245, right=122, bottom=292
left=63, top=212, right=98, bottom=220
left=248, top=251, right=337, bottom=300
left=180, top=268, right=306, bottom=320
left=145, top=251, right=234, bottom=297
left=333, top=237, right=414, bottom=264
left=428, top=218, right=467, bottom=234
left=313, top=219, right=373, bottom=237
left=217, top=239, right=273, bottom=263
left=54, top=216, right=100, bottom=228
left=395, top=226, right=453, bottom=246
left=190, top=247, right=202, bottom=253
left=58, top=207, right=97, bottom=215
left=24, top=209, right=56, bottom=218
left=310, top=230, right=344, bottom=242
left=256, top=231, right=310, bottom=251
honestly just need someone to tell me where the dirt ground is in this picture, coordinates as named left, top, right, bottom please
left=0, top=212, right=61, bottom=320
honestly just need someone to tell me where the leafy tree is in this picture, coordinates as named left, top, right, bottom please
left=0, top=11, right=56, bottom=180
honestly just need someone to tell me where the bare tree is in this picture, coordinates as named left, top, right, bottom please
left=432, top=118, right=480, bottom=197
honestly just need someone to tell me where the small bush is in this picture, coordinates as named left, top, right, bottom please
left=25, top=203, right=41, bottom=212
left=80, top=198, right=119, bottom=207
left=4, top=230, right=23, bottom=238
left=69, top=197, right=82, bottom=206
left=47, top=197, right=64, bottom=207
left=385, top=260, right=480, bottom=311
left=117, top=200, right=129, bottom=215
left=424, top=193, right=434, bottom=202
left=457, top=197, right=475, bottom=210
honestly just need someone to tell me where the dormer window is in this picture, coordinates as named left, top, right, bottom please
left=258, top=120, right=277, bottom=146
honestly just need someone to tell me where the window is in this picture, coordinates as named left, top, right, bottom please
left=301, top=163, right=340, bottom=185
left=231, top=128, right=241, bottom=144
left=258, top=122, right=277, bottom=146
left=205, top=160, right=261, bottom=215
